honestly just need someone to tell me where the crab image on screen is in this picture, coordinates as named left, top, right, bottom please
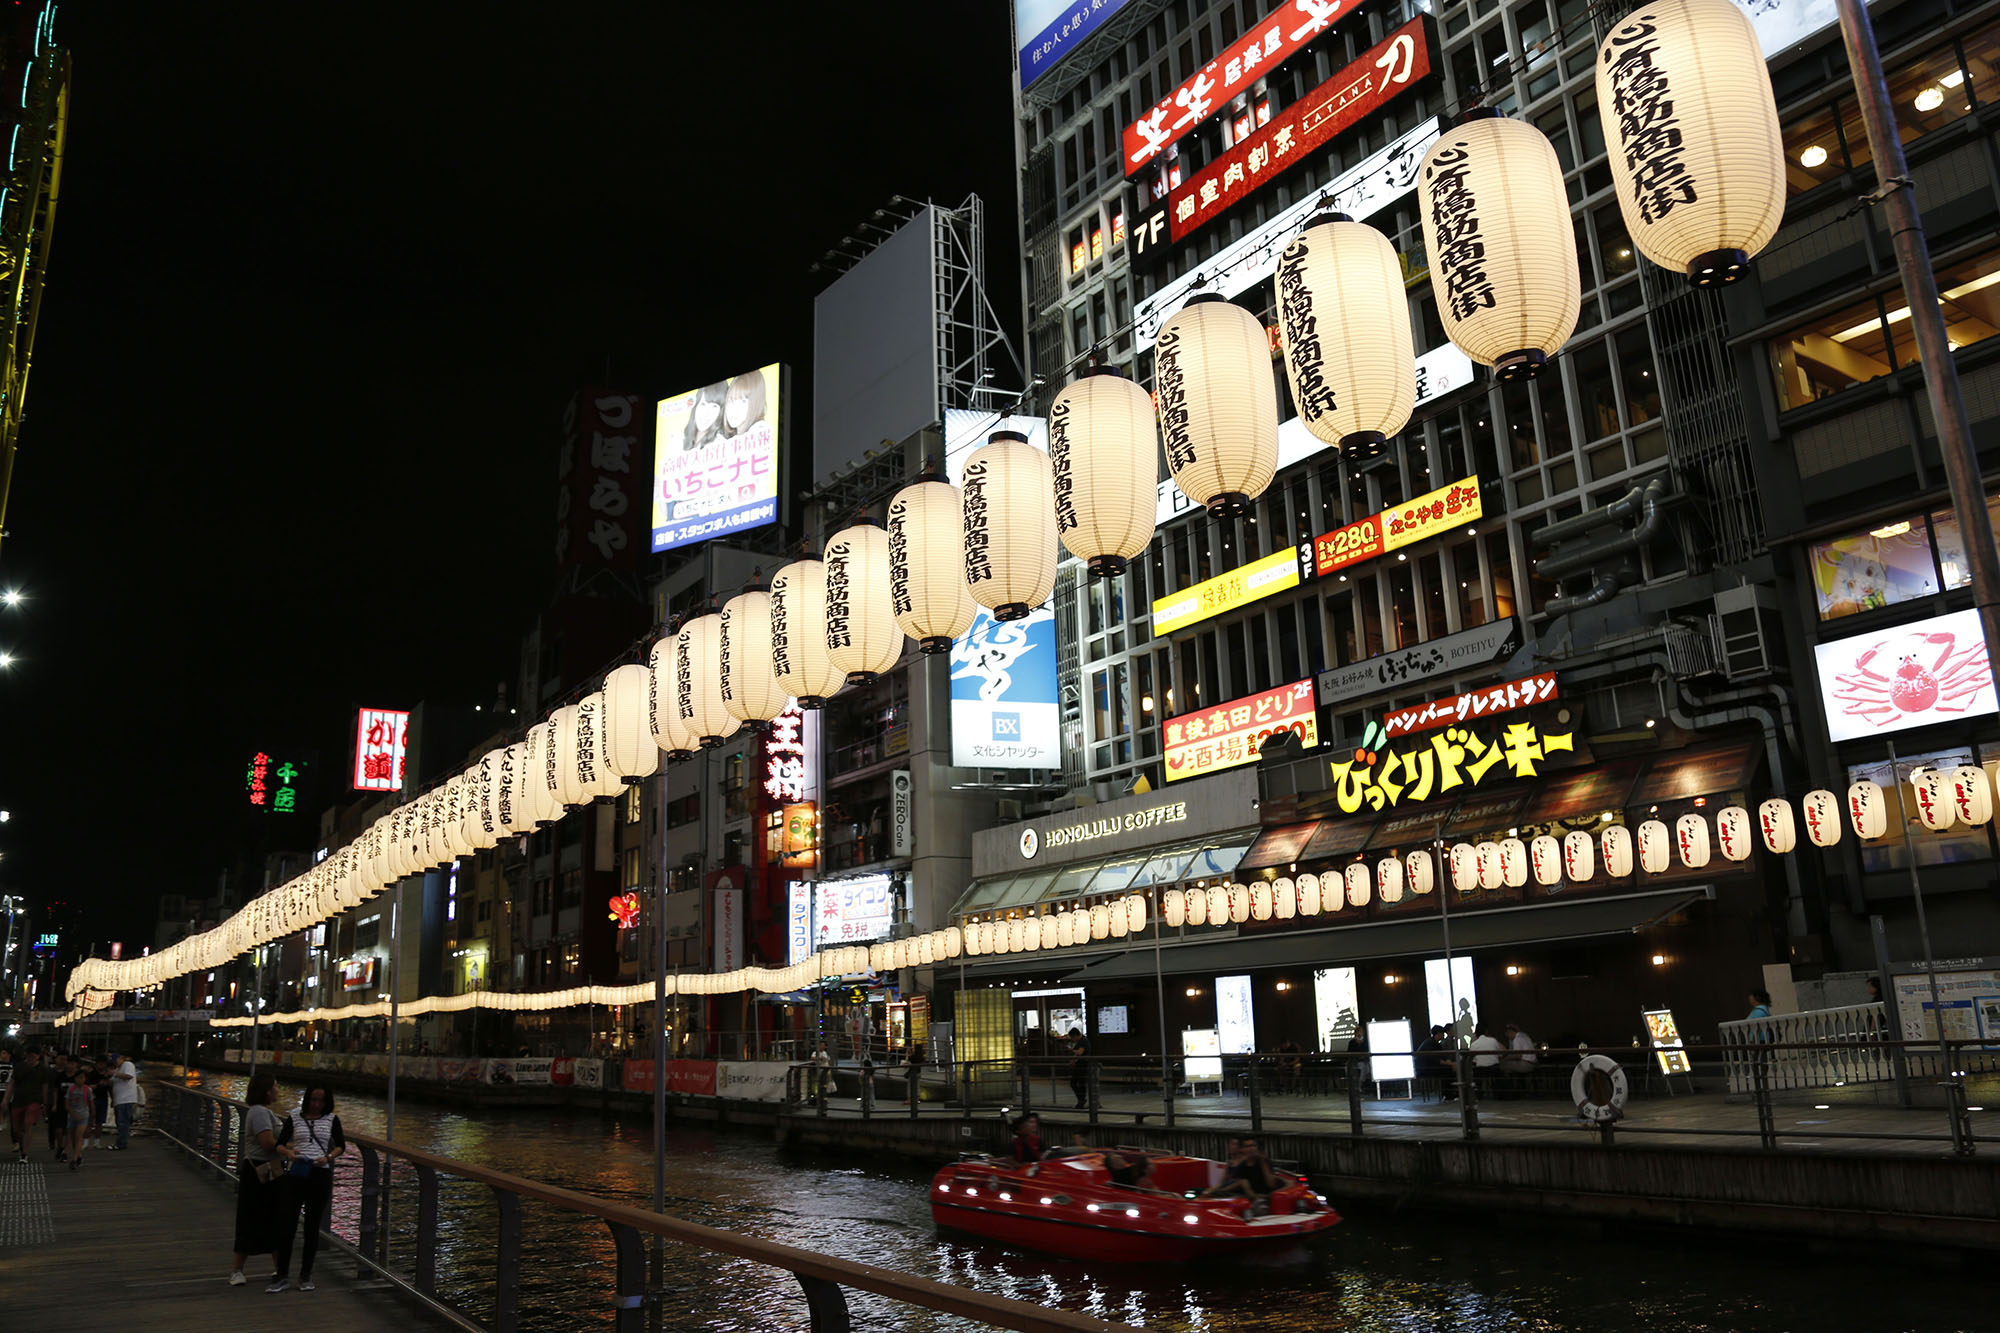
left=1827, top=624, right=1993, bottom=730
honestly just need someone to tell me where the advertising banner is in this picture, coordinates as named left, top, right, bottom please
left=550, top=1057, right=576, bottom=1086
left=716, top=1062, right=789, bottom=1103
left=1152, top=548, right=1302, bottom=637
left=891, top=770, right=913, bottom=856
left=712, top=881, right=744, bottom=973
left=1316, top=618, right=1523, bottom=708
left=619, top=1058, right=719, bottom=1096
left=814, top=874, right=894, bottom=948
left=1814, top=607, right=1999, bottom=743
left=1314, top=966, right=1360, bottom=1052
left=435, top=1058, right=481, bottom=1083
left=1168, top=17, right=1434, bottom=240
left=402, top=1056, right=437, bottom=1081
left=1381, top=673, right=1560, bottom=740
left=650, top=362, right=783, bottom=553
left=1312, top=477, right=1483, bottom=577
left=1018, top=0, right=1132, bottom=89
left=512, top=1058, right=553, bottom=1086
left=573, top=1058, right=604, bottom=1090
left=1216, top=974, right=1256, bottom=1055
left=1320, top=708, right=1575, bottom=816
left=949, top=605, right=1060, bottom=768
left=1164, top=679, right=1317, bottom=782
left=786, top=880, right=813, bottom=966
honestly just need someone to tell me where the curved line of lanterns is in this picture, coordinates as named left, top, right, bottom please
left=60, top=1, right=1789, bottom=1024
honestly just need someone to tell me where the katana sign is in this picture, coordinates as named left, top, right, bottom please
left=1381, top=673, right=1560, bottom=739
left=1326, top=715, right=1577, bottom=815
left=1167, top=16, right=1435, bottom=241
left=1316, top=619, right=1523, bottom=707
left=1311, top=476, right=1482, bottom=577
left=1124, top=0, right=1366, bottom=174
left=1165, top=679, right=1318, bottom=782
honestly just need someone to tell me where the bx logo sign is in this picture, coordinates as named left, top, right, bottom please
left=992, top=712, right=1023, bottom=741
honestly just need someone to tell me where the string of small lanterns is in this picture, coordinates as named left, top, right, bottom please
left=59, top=0, right=1789, bottom=1024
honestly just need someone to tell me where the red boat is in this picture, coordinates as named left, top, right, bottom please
left=929, top=1149, right=1341, bottom=1262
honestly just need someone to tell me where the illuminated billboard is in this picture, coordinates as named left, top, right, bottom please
left=1312, top=476, right=1483, bottom=577
left=1164, top=679, right=1317, bottom=783
left=1815, top=607, right=1999, bottom=743
left=650, top=362, right=784, bottom=553
left=1018, top=0, right=1133, bottom=89
left=352, top=709, right=409, bottom=792
left=813, top=873, right=895, bottom=947
left=1151, top=547, right=1302, bottom=637
left=950, top=606, right=1060, bottom=769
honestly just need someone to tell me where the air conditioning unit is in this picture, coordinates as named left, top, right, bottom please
left=1712, top=584, right=1784, bottom=681
left=995, top=798, right=1024, bottom=823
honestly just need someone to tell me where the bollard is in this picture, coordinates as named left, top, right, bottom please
left=1458, top=1062, right=1480, bottom=1142
left=860, top=1061, right=875, bottom=1118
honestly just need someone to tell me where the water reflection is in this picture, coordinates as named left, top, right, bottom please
left=182, top=1070, right=1991, bottom=1332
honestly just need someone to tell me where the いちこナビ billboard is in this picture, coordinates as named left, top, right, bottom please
left=651, top=363, right=785, bottom=553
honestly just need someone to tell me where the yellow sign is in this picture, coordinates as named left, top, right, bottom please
left=1151, top=548, right=1301, bottom=636
left=1326, top=718, right=1575, bottom=814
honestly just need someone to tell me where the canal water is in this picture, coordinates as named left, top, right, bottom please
left=182, top=1070, right=1991, bottom=1332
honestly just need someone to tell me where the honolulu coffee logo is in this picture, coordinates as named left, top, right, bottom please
left=1020, top=828, right=1040, bottom=859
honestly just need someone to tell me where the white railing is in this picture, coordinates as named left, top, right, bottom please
left=1718, top=1002, right=1894, bottom=1094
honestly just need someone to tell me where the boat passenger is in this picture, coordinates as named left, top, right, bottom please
left=1008, top=1113, right=1046, bottom=1163
left=1102, top=1147, right=1158, bottom=1191
left=1202, top=1138, right=1288, bottom=1201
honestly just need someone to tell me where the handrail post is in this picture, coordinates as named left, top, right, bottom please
left=1086, top=1058, right=1100, bottom=1128
left=1753, top=1056, right=1777, bottom=1150
left=1162, top=1057, right=1176, bottom=1128
left=493, top=1189, right=522, bottom=1333
left=796, top=1275, right=853, bottom=1333
left=1347, top=1057, right=1364, bottom=1138
left=908, top=1060, right=921, bottom=1119
left=1019, top=1061, right=1031, bottom=1118
left=358, top=1144, right=381, bottom=1264
left=414, top=1164, right=440, bottom=1294
left=1247, top=1054, right=1263, bottom=1134
left=607, top=1220, right=647, bottom=1333
left=860, top=1061, right=874, bottom=1118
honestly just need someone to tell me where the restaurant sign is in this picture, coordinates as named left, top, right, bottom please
left=1317, top=618, right=1522, bottom=707
left=1152, top=547, right=1301, bottom=636
left=1326, top=715, right=1577, bottom=815
left=1381, top=673, right=1560, bottom=739
left=1312, top=476, right=1482, bottom=577
left=1165, top=679, right=1317, bottom=783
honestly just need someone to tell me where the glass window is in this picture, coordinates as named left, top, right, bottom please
left=1617, top=327, right=1659, bottom=426
left=1454, top=540, right=1487, bottom=628
left=1771, top=294, right=1891, bottom=410
left=1571, top=336, right=1618, bottom=441
left=1783, top=102, right=1847, bottom=194
left=1930, top=493, right=2000, bottom=591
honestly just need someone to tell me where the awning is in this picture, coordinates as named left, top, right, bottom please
left=1058, top=887, right=1714, bottom=984
left=948, top=836, right=1255, bottom=919
left=1238, top=821, right=1321, bottom=871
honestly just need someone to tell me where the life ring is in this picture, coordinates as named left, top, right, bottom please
left=1571, top=1054, right=1628, bottom=1123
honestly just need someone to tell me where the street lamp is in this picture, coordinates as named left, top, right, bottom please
left=1, top=588, right=20, bottom=606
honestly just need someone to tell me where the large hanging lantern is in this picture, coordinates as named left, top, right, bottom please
left=886, top=481, right=977, bottom=652
left=1675, top=813, right=1712, bottom=869
left=961, top=432, right=1058, bottom=621
left=1601, top=824, right=1634, bottom=878
left=720, top=589, right=793, bottom=726
left=1563, top=830, right=1595, bottom=882
left=1226, top=883, right=1251, bottom=924
left=1802, top=789, right=1843, bottom=847
left=1049, top=368, right=1158, bottom=575
left=1164, top=888, right=1187, bottom=928
left=1475, top=842, right=1504, bottom=892
left=824, top=522, right=902, bottom=686
left=675, top=613, right=740, bottom=749
left=1038, top=915, right=1060, bottom=951
left=1595, top=0, right=1785, bottom=285
left=462, top=751, right=502, bottom=852
left=520, top=722, right=562, bottom=826
left=648, top=640, right=701, bottom=760
left=769, top=558, right=845, bottom=707
left=1154, top=294, right=1279, bottom=516
left=1910, top=769, right=1955, bottom=832
left=1275, top=213, right=1417, bottom=466
left=1184, top=886, right=1209, bottom=926
left=576, top=691, right=624, bottom=802
left=1205, top=884, right=1229, bottom=925
left=1405, top=851, right=1435, bottom=896
left=1089, top=904, right=1111, bottom=939
left=1637, top=820, right=1671, bottom=874
left=1716, top=807, right=1754, bottom=862
left=1249, top=881, right=1273, bottom=920
left=1418, top=110, right=1580, bottom=380
left=548, top=704, right=588, bottom=807
left=602, top=663, right=661, bottom=783
left=1124, top=894, right=1147, bottom=935
left=1950, top=765, right=1994, bottom=826
left=1530, top=836, right=1562, bottom=887
left=1846, top=781, right=1887, bottom=840
left=1758, top=798, right=1797, bottom=854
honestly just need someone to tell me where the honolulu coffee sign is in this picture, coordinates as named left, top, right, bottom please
left=975, top=768, right=1261, bottom=877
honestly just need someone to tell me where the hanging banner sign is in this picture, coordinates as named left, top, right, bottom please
left=1167, top=16, right=1435, bottom=241
left=1312, top=476, right=1483, bottom=577
left=1152, top=547, right=1303, bottom=637
left=1381, top=673, right=1560, bottom=739
left=1165, top=679, right=1318, bottom=782
left=1325, top=712, right=1578, bottom=815
left=1317, top=618, right=1523, bottom=707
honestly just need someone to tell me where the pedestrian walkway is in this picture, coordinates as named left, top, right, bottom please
left=0, top=1136, right=421, bottom=1331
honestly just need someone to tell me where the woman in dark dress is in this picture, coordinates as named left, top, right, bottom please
left=231, top=1071, right=301, bottom=1289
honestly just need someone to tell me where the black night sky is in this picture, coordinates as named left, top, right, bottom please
left=0, top=5, right=1018, bottom=955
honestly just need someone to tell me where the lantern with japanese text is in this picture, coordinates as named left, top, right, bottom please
left=1950, top=764, right=1994, bottom=826
left=1205, top=884, right=1229, bottom=925
left=1562, top=829, right=1595, bottom=882
left=1405, top=850, right=1435, bottom=896
left=1276, top=213, right=1416, bottom=466
left=1601, top=824, right=1634, bottom=878
left=1910, top=769, right=1955, bottom=832
left=1758, top=797, right=1797, bottom=854
left=1418, top=111, right=1580, bottom=379
left=943, top=925, right=963, bottom=958
left=1449, top=843, right=1479, bottom=893
left=1675, top=813, right=1712, bottom=869
left=1530, top=835, right=1562, bottom=887
left=602, top=664, right=661, bottom=783
left=1345, top=863, right=1372, bottom=907
left=1250, top=881, right=1273, bottom=920
left=824, top=521, right=902, bottom=686
left=1376, top=857, right=1406, bottom=904
left=1475, top=842, right=1504, bottom=891
left=648, top=639, right=700, bottom=760
left=886, top=481, right=977, bottom=652
left=1802, top=789, right=1842, bottom=847
left=962, top=432, right=1058, bottom=621
left=1227, top=883, right=1250, bottom=924
left=462, top=750, right=502, bottom=852
left=1273, top=877, right=1297, bottom=918
left=1154, top=294, right=1279, bottom=516
left=1297, top=873, right=1323, bottom=916
left=1637, top=819, right=1670, bottom=874
left=1125, top=894, right=1147, bottom=934
left=1006, top=919, right=1026, bottom=952
left=675, top=613, right=740, bottom=749
left=1846, top=781, right=1887, bottom=839
left=1109, top=896, right=1132, bottom=938
left=1184, top=886, right=1208, bottom=926
left=962, top=923, right=984, bottom=956
left=1595, top=0, right=1784, bottom=285
left=1089, top=904, right=1111, bottom=940
left=1052, top=913, right=1072, bottom=948
left=1498, top=837, right=1529, bottom=889
left=519, top=722, right=562, bottom=827
left=769, top=558, right=845, bottom=708
left=547, top=704, right=588, bottom=808
left=1164, top=888, right=1187, bottom=928
left=1050, top=367, right=1159, bottom=575
left=576, top=690, right=624, bottom=801
left=720, top=589, right=792, bottom=726
left=1716, top=806, right=1753, bottom=862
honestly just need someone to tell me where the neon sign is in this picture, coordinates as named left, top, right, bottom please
left=247, top=753, right=304, bottom=812
left=608, top=892, right=641, bottom=930
left=353, top=708, right=410, bottom=791
left=1326, top=718, right=1576, bottom=815
left=1165, top=679, right=1318, bottom=782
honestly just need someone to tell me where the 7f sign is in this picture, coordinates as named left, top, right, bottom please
left=353, top=708, right=410, bottom=792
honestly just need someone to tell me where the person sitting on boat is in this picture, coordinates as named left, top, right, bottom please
left=1202, top=1138, right=1289, bottom=1202
left=1102, top=1147, right=1159, bottom=1191
left=1008, top=1113, right=1047, bottom=1163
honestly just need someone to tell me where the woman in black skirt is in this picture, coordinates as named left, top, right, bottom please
left=273, top=1082, right=346, bottom=1291
left=231, top=1071, right=300, bottom=1289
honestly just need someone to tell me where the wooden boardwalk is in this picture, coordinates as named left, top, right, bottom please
left=0, top=1135, right=431, bottom=1331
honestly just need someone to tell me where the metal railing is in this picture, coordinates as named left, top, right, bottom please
left=150, top=1080, right=1134, bottom=1333
left=1716, top=1001, right=2000, bottom=1092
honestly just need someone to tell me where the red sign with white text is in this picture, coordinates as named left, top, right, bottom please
left=1123, top=0, right=1365, bottom=175
left=620, top=1059, right=718, bottom=1096
left=1168, top=16, right=1433, bottom=240
left=1312, top=475, right=1482, bottom=578
left=1164, top=679, right=1318, bottom=782
left=1380, top=674, right=1561, bottom=740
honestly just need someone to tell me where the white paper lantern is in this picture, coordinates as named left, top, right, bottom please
left=1637, top=820, right=1671, bottom=874
left=1562, top=830, right=1595, bottom=882
left=942, top=926, right=963, bottom=958
left=1376, top=857, right=1405, bottom=904
left=1498, top=837, right=1529, bottom=889
left=1184, top=886, right=1208, bottom=926
left=676, top=613, right=740, bottom=749
left=1273, top=877, right=1297, bottom=918
left=462, top=750, right=502, bottom=851
left=1910, top=769, right=1955, bottom=832
left=963, top=923, right=985, bottom=956
left=1050, top=368, right=1158, bottom=575
left=1124, top=894, right=1147, bottom=935
left=1405, top=850, right=1435, bottom=896
left=546, top=704, right=588, bottom=807
left=824, top=521, right=902, bottom=686
left=519, top=722, right=563, bottom=826
left=1089, top=904, right=1111, bottom=940
left=1249, top=881, right=1273, bottom=920
left=1226, top=883, right=1250, bottom=924
left=1802, top=789, right=1842, bottom=847
left=576, top=690, right=623, bottom=801
left=1342, top=862, right=1370, bottom=907
left=769, top=558, right=845, bottom=707
left=1154, top=294, right=1279, bottom=516
left=1041, top=914, right=1062, bottom=951
left=886, top=480, right=977, bottom=652
left=961, top=432, right=1058, bottom=621
left=1758, top=797, right=1797, bottom=854
left=1450, top=843, right=1479, bottom=893
left=1846, top=781, right=1887, bottom=840
left=1601, top=824, right=1634, bottom=877
left=720, top=590, right=793, bottom=725
left=1716, top=807, right=1753, bottom=862
left=1675, top=813, right=1712, bottom=869
left=601, top=664, right=660, bottom=783
left=1950, top=765, right=1993, bottom=826
left=1275, top=212, right=1416, bottom=465
left=1530, top=835, right=1562, bottom=887
left=1474, top=842, right=1503, bottom=891
left=1111, top=895, right=1134, bottom=937
left=1164, top=888, right=1186, bottom=927
left=917, top=934, right=935, bottom=966
left=648, top=640, right=700, bottom=760
left=1595, top=0, right=1784, bottom=285
left=1297, top=873, right=1322, bottom=916
left=1205, top=884, right=1229, bottom=926
left=1418, top=111, right=1580, bottom=379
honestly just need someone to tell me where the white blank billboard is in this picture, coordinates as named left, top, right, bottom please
left=813, top=209, right=938, bottom=487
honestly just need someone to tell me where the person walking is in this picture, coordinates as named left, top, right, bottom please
left=1065, top=1028, right=1091, bottom=1109
left=2, top=1047, right=49, bottom=1163
left=90, top=1057, right=111, bottom=1135
left=272, top=1083, right=345, bottom=1292
left=108, top=1049, right=139, bottom=1150
left=231, top=1071, right=300, bottom=1289
left=47, top=1054, right=72, bottom=1160
left=63, top=1065, right=93, bottom=1170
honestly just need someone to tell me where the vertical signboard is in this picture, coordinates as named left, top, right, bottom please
left=712, top=881, right=743, bottom=973
left=785, top=881, right=812, bottom=966
left=651, top=362, right=785, bottom=553
left=556, top=391, right=648, bottom=569
left=1216, top=974, right=1257, bottom=1055
left=352, top=708, right=410, bottom=792
left=949, top=606, right=1060, bottom=768
left=891, top=770, right=913, bottom=856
